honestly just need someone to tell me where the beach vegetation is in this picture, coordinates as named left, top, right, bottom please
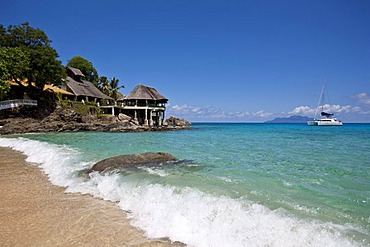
left=0, top=22, right=65, bottom=98
left=60, top=99, right=99, bottom=115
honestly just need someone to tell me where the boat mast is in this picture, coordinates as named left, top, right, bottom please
left=321, top=78, right=327, bottom=113
left=315, top=78, right=326, bottom=119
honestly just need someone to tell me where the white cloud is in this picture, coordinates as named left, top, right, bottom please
left=167, top=104, right=271, bottom=120
left=167, top=99, right=370, bottom=122
left=351, top=106, right=361, bottom=112
left=288, top=104, right=366, bottom=115
left=288, top=106, right=315, bottom=115
left=353, top=93, right=370, bottom=105
left=253, top=110, right=273, bottom=118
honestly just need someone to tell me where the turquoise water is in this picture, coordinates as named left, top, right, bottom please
left=1, top=123, right=369, bottom=246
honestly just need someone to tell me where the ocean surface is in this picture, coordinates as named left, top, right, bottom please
left=1, top=123, right=369, bottom=247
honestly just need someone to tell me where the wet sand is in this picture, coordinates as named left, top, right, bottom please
left=0, top=147, right=182, bottom=247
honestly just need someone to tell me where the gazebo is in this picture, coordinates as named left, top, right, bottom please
left=118, top=84, right=168, bottom=126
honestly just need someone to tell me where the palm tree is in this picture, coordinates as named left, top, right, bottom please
left=98, top=76, right=110, bottom=96
left=109, top=77, right=124, bottom=100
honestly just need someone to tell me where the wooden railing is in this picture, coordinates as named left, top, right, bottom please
left=0, top=99, right=38, bottom=110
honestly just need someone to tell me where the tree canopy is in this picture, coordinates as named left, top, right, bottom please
left=0, top=22, right=65, bottom=94
left=0, top=47, right=30, bottom=82
left=67, top=56, right=99, bottom=86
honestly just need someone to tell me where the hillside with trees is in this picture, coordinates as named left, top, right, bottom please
left=0, top=22, right=65, bottom=99
left=0, top=22, right=125, bottom=116
left=0, top=22, right=190, bottom=134
left=0, top=22, right=123, bottom=102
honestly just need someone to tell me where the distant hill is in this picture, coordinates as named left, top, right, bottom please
left=265, top=115, right=313, bottom=123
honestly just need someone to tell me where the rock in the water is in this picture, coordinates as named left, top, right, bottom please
left=89, top=152, right=178, bottom=173
left=165, top=116, right=191, bottom=126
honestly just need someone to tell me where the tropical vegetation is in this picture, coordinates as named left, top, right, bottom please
left=0, top=22, right=124, bottom=102
left=0, top=22, right=65, bottom=99
left=98, top=76, right=124, bottom=100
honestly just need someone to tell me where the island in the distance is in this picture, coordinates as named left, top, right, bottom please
left=265, top=115, right=313, bottom=123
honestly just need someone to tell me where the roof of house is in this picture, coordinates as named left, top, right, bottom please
left=7, top=79, right=34, bottom=87
left=117, top=94, right=126, bottom=101
left=43, top=84, right=74, bottom=95
left=66, top=76, right=113, bottom=100
left=124, top=84, right=168, bottom=102
left=7, top=80, right=72, bottom=96
left=67, top=67, right=85, bottom=77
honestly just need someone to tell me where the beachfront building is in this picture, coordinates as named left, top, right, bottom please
left=64, top=67, right=113, bottom=103
left=117, top=84, right=168, bottom=126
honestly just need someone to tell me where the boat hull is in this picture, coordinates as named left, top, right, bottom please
left=307, top=119, right=343, bottom=126
left=307, top=121, right=318, bottom=126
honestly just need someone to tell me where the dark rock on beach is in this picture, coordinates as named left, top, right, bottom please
left=89, top=152, right=178, bottom=173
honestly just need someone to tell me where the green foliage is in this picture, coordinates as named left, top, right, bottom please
left=0, top=22, right=65, bottom=92
left=29, top=46, right=65, bottom=88
left=0, top=22, right=51, bottom=48
left=97, top=113, right=112, bottom=118
left=73, top=103, right=93, bottom=115
left=56, top=92, right=63, bottom=101
left=0, top=80, right=11, bottom=100
left=98, top=76, right=110, bottom=95
left=109, top=77, right=124, bottom=100
left=60, top=99, right=99, bottom=116
left=0, top=47, right=30, bottom=81
left=67, top=56, right=99, bottom=85
left=98, top=76, right=124, bottom=100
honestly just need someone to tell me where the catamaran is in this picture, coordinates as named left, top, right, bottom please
left=307, top=79, right=343, bottom=126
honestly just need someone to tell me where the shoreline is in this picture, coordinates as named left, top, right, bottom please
left=0, top=147, right=183, bottom=246
left=0, top=117, right=191, bottom=135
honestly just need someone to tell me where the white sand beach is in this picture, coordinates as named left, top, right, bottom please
left=0, top=147, right=182, bottom=247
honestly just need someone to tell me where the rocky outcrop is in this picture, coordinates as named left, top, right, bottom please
left=118, top=113, right=132, bottom=122
left=164, top=116, right=191, bottom=126
left=0, top=104, right=191, bottom=135
left=89, top=152, right=178, bottom=173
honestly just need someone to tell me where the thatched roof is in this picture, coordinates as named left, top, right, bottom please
left=117, top=94, right=126, bottom=102
left=44, top=84, right=74, bottom=95
left=66, top=76, right=113, bottom=100
left=124, top=84, right=168, bottom=102
left=8, top=80, right=73, bottom=96
left=67, top=67, right=84, bottom=77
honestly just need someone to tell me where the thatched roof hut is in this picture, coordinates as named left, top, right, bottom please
left=65, top=67, right=113, bottom=101
left=123, top=84, right=168, bottom=103
left=116, top=84, right=168, bottom=126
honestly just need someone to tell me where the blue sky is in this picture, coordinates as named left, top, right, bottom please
left=2, top=0, right=370, bottom=122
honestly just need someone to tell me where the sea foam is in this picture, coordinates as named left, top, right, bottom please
left=0, top=137, right=362, bottom=247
